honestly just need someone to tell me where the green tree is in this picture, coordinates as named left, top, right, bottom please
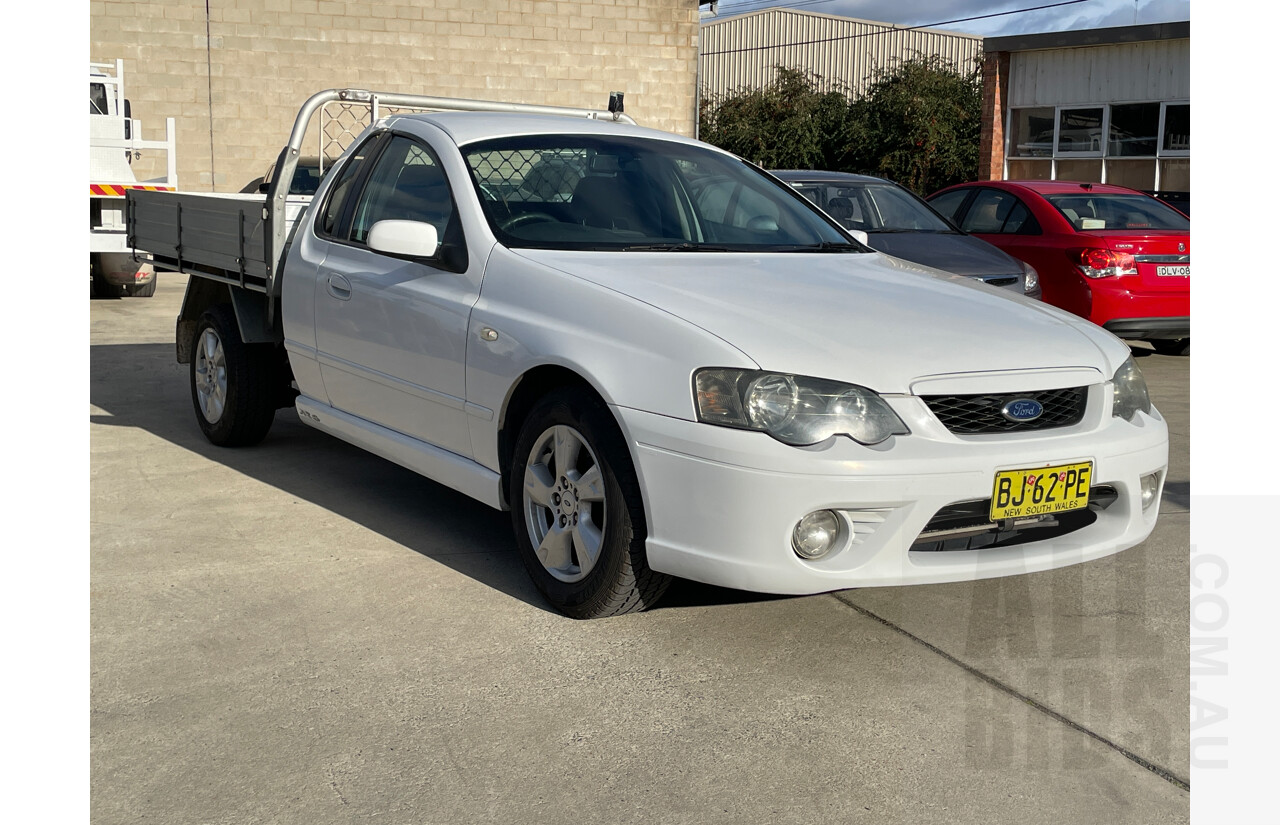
left=845, top=55, right=983, bottom=194
left=697, top=56, right=982, bottom=194
left=698, top=67, right=850, bottom=170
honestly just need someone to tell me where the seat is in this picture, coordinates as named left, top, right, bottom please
left=826, top=197, right=854, bottom=220
left=571, top=174, right=658, bottom=234
left=825, top=196, right=865, bottom=230
left=967, top=201, right=1003, bottom=233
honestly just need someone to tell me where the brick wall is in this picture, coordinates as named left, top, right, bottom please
left=91, top=0, right=700, bottom=192
left=978, top=50, right=1009, bottom=181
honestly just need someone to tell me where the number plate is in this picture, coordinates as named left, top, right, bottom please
left=991, top=461, right=1092, bottom=521
left=1156, top=265, right=1190, bottom=277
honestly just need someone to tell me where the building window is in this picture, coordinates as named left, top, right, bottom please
left=1006, top=159, right=1052, bottom=180
left=1005, top=102, right=1189, bottom=192
left=1162, top=104, right=1190, bottom=152
left=1105, top=158, right=1157, bottom=191
left=1056, top=108, right=1104, bottom=154
left=1109, top=103, right=1160, bottom=156
left=1009, top=107, right=1055, bottom=157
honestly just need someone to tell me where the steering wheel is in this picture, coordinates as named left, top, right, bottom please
left=500, top=212, right=558, bottom=231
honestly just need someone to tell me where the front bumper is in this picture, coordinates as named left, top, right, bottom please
left=614, top=389, right=1168, bottom=595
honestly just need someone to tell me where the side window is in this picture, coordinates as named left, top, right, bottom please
left=928, top=189, right=970, bottom=223
left=320, top=137, right=379, bottom=238
left=90, top=82, right=109, bottom=115
left=349, top=137, right=455, bottom=245
left=1002, top=201, right=1041, bottom=235
left=962, top=189, right=1022, bottom=234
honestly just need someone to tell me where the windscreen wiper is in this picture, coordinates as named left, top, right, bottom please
left=775, top=241, right=865, bottom=252
left=623, top=242, right=732, bottom=252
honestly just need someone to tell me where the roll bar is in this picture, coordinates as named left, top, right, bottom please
left=264, top=89, right=636, bottom=297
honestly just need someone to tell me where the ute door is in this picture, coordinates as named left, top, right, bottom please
left=313, top=133, right=479, bottom=458
left=283, top=132, right=384, bottom=407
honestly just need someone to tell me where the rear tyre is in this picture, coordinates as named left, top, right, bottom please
left=509, top=388, right=672, bottom=618
left=125, top=276, right=157, bottom=298
left=1151, top=338, right=1189, bottom=356
left=190, top=305, right=276, bottom=446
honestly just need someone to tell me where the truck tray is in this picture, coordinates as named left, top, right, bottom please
left=126, top=190, right=309, bottom=294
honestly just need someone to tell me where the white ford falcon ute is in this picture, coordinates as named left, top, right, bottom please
left=263, top=112, right=1168, bottom=618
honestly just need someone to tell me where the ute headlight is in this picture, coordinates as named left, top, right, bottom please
left=695, top=368, right=909, bottom=446
left=1111, top=356, right=1152, bottom=421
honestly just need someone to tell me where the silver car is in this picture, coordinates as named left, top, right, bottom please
left=771, top=170, right=1041, bottom=298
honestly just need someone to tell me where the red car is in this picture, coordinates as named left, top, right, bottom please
left=927, top=181, right=1189, bottom=355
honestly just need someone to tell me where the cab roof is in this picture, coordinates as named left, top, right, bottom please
left=384, top=111, right=705, bottom=150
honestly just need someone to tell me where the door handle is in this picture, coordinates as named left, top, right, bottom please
left=325, top=272, right=352, bottom=300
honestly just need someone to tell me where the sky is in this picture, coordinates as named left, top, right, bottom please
left=707, top=0, right=1191, bottom=37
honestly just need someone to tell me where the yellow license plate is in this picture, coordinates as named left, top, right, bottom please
left=991, top=461, right=1092, bottom=521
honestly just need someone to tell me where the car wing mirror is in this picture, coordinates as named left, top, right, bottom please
left=368, top=220, right=439, bottom=259
left=848, top=229, right=869, bottom=245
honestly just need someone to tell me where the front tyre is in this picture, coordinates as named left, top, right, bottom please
left=510, top=389, right=672, bottom=618
left=190, top=305, right=276, bottom=446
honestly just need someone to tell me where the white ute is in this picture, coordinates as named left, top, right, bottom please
left=126, top=91, right=1168, bottom=618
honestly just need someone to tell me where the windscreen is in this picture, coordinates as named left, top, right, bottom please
left=789, top=181, right=954, bottom=233
left=462, top=135, right=857, bottom=252
left=1044, top=193, right=1190, bottom=231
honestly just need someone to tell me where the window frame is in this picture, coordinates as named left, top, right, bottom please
left=314, top=130, right=390, bottom=243
left=1054, top=106, right=1107, bottom=157
left=1003, top=100, right=1190, bottom=190
left=317, top=130, right=468, bottom=273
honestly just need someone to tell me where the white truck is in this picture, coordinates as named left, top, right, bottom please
left=125, top=89, right=1167, bottom=619
left=90, top=59, right=176, bottom=297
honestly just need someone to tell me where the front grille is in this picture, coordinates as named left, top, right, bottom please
left=922, top=386, right=1087, bottom=434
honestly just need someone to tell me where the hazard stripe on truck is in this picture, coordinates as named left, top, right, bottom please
left=91, top=184, right=176, bottom=197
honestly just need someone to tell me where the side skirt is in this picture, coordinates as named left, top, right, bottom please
left=295, top=396, right=504, bottom=510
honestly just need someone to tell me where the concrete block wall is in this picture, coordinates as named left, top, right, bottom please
left=91, top=0, right=701, bottom=192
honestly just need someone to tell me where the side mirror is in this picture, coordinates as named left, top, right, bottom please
left=848, top=229, right=869, bottom=246
left=368, top=220, right=439, bottom=259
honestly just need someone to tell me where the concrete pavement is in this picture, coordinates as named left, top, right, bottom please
left=91, top=274, right=1190, bottom=823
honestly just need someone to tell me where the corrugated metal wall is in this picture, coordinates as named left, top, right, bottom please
left=699, top=8, right=982, bottom=101
left=1008, top=40, right=1190, bottom=106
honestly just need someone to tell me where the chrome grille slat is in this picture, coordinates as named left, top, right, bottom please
left=922, top=386, right=1087, bottom=434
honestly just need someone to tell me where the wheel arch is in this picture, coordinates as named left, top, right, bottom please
left=496, top=364, right=631, bottom=511
left=176, top=278, right=279, bottom=364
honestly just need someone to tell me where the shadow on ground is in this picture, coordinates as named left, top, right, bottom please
left=91, top=342, right=775, bottom=615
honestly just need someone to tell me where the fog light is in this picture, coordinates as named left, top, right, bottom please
left=1140, top=473, right=1160, bottom=510
left=792, top=510, right=842, bottom=559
